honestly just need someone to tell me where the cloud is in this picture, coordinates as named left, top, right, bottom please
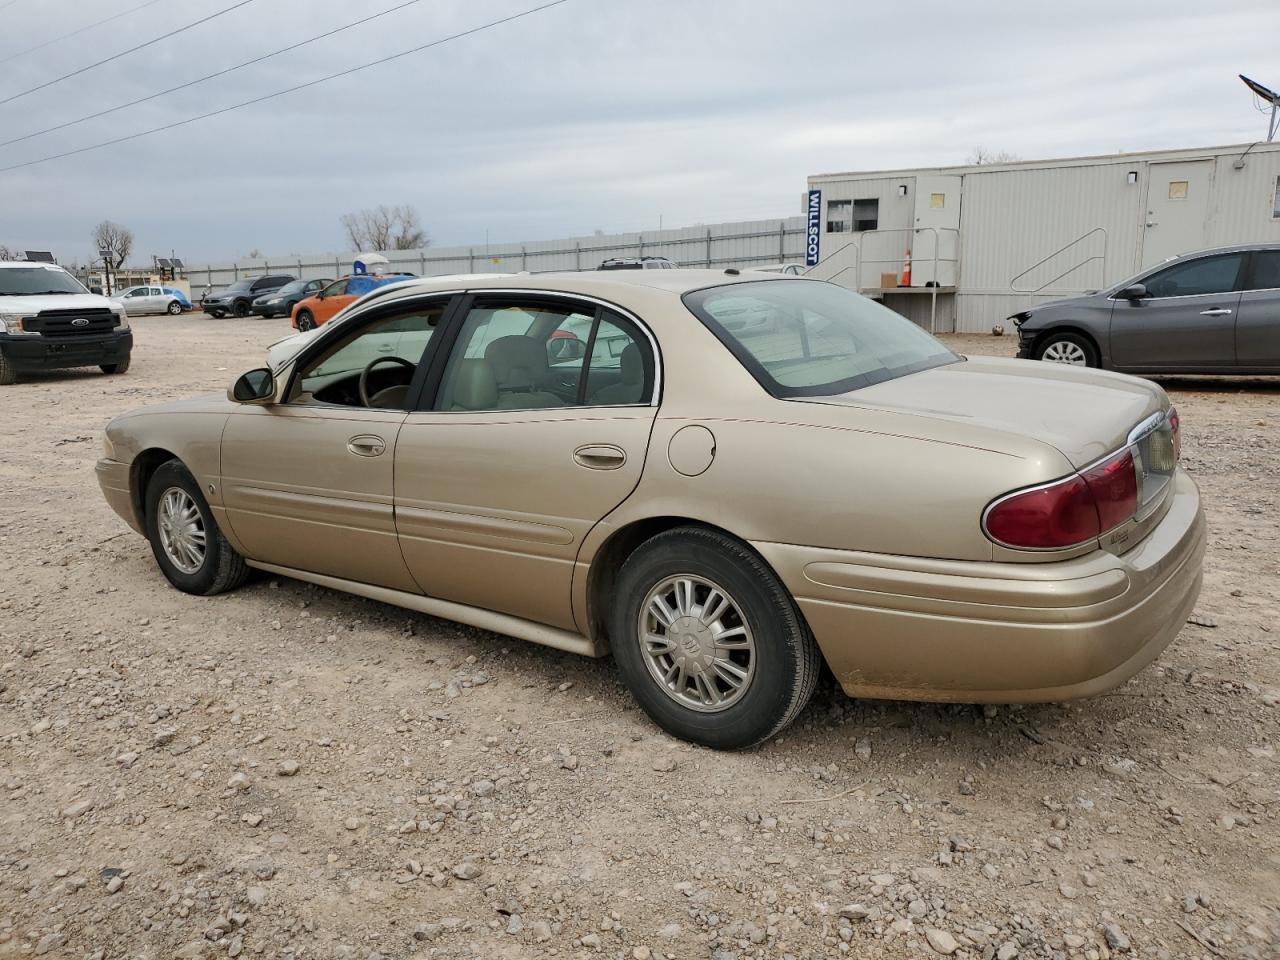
left=0, top=0, right=1276, bottom=265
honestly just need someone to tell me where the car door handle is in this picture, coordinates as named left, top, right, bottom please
left=1199, top=308, right=1233, bottom=316
left=346, top=435, right=386, bottom=457
left=573, top=444, right=626, bottom=470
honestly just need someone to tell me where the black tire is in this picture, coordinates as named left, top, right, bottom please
left=295, top=310, right=315, bottom=332
left=144, top=460, right=249, bottom=596
left=610, top=526, right=820, bottom=750
left=0, top=350, right=16, bottom=385
left=1034, top=331, right=1099, bottom=368
left=100, top=357, right=130, bottom=375
left=233, top=299, right=249, bottom=318
left=209, top=310, right=225, bottom=319
left=167, top=300, right=183, bottom=315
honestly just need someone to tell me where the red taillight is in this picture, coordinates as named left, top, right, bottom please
left=984, top=449, right=1139, bottom=550
left=984, top=475, right=1100, bottom=549
left=1168, top=407, right=1181, bottom=459
left=1082, top=449, right=1138, bottom=531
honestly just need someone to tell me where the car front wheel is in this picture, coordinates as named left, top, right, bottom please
left=144, top=460, right=249, bottom=596
left=295, top=309, right=315, bottom=332
left=611, top=526, right=820, bottom=749
left=1035, top=331, right=1098, bottom=367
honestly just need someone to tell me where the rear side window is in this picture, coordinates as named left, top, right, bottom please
left=1143, top=254, right=1243, bottom=298
left=683, top=279, right=956, bottom=397
left=1243, top=250, right=1280, bottom=291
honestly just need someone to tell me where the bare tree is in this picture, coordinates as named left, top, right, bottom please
left=91, top=220, right=134, bottom=268
left=967, top=146, right=1021, bottom=165
left=246, top=248, right=262, bottom=259
left=340, top=204, right=428, bottom=251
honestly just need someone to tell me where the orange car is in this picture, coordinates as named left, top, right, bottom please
left=291, top=274, right=414, bottom=331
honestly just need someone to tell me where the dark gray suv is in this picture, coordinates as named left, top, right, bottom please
left=1013, top=243, right=1280, bottom=374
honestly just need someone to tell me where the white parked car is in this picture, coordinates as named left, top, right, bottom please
left=112, top=285, right=189, bottom=316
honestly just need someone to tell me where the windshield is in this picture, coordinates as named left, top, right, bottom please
left=683, top=279, right=958, bottom=397
left=226, top=279, right=253, bottom=293
left=0, top=266, right=90, bottom=297
left=273, top=280, right=305, bottom=296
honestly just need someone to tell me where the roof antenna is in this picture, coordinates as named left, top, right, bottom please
left=1240, top=74, right=1280, bottom=142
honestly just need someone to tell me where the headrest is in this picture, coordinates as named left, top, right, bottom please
left=450, top=358, right=498, bottom=410
left=485, top=335, right=546, bottom=386
left=619, top=342, right=643, bottom=385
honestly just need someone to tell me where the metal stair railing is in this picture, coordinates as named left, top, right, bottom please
left=1009, top=227, right=1108, bottom=294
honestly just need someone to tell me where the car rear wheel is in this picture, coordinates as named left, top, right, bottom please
left=296, top=309, right=315, bottom=332
left=100, top=357, right=130, bottom=375
left=167, top=300, right=182, bottom=315
left=233, top=300, right=249, bottom=318
left=611, top=526, right=820, bottom=749
left=1036, top=332, right=1098, bottom=367
left=0, top=351, right=16, bottom=385
left=144, top=460, right=249, bottom=596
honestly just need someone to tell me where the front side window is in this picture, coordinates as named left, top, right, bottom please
left=321, top=279, right=349, bottom=298
left=1143, top=254, right=1243, bottom=298
left=436, top=299, right=652, bottom=411
left=288, top=301, right=448, bottom=408
left=683, top=279, right=956, bottom=398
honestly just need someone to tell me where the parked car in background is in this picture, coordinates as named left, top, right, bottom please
left=202, top=274, right=295, bottom=318
left=97, top=270, right=1202, bottom=750
left=598, top=257, right=676, bottom=270
left=1013, top=243, right=1280, bottom=373
left=251, top=278, right=331, bottom=319
left=290, top=273, right=414, bottom=331
left=112, top=284, right=191, bottom=315
left=747, top=263, right=806, bottom=276
left=0, top=260, right=131, bottom=384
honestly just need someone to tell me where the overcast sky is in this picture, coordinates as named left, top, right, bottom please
left=0, top=0, right=1277, bottom=266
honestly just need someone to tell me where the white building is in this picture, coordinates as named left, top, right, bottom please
left=804, top=142, right=1280, bottom=332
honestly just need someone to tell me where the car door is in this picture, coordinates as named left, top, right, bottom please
left=314, top=279, right=350, bottom=325
left=148, top=286, right=166, bottom=313
left=219, top=297, right=452, bottom=591
left=119, top=287, right=148, bottom=314
left=1236, top=249, right=1280, bottom=370
left=394, top=294, right=660, bottom=631
left=1109, top=252, right=1243, bottom=370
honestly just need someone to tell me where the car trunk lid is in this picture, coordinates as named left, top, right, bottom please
left=798, top=355, right=1166, bottom=469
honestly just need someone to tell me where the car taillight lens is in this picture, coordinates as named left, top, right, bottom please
left=984, top=449, right=1139, bottom=550
left=1168, top=407, right=1181, bottom=459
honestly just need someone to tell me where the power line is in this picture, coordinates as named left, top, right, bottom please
left=0, top=0, right=573, bottom=174
left=0, top=0, right=425, bottom=149
left=0, top=0, right=259, bottom=107
left=0, top=0, right=170, bottom=66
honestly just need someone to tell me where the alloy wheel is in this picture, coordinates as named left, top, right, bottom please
left=638, top=574, right=756, bottom=712
left=1042, top=340, right=1088, bottom=364
left=157, top=487, right=207, bottom=574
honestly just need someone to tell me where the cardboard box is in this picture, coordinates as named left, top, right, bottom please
left=880, top=271, right=899, bottom=289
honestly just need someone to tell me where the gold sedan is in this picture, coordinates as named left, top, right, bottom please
left=97, top=271, right=1205, bottom=749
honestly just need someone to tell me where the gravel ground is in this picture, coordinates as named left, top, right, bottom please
left=1, top=316, right=1277, bottom=960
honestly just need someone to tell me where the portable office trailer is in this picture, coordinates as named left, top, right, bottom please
left=805, top=143, right=1280, bottom=332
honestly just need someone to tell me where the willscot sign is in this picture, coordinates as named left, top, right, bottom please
left=805, top=190, right=821, bottom=266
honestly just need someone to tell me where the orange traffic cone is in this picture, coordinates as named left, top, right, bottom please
left=900, top=249, right=912, bottom=287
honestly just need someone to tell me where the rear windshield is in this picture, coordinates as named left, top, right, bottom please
left=682, top=279, right=958, bottom=397
left=0, top=266, right=89, bottom=297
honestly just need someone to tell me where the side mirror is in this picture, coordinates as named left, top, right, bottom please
left=1118, top=283, right=1148, bottom=300
left=229, top=367, right=276, bottom=404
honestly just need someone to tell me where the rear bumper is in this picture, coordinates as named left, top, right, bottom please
left=96, top=457, right=143, bottom=534
left=1, top=331, right=132, bottom=370
left=753, top=468, right=1205, bottom=703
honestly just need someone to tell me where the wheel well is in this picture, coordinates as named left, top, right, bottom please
left=1034, top=325, right=1100, bottom=357
left=585, top=516, right=786, bottom=649
left=129, top=448, right=179, bottom=526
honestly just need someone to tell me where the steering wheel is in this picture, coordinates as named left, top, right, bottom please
left=359, top=356, right=415, bottom=407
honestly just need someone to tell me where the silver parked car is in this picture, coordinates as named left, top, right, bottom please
left=1013, top=243, right=1280, bottom=373
left=112, top=285, right=189, bottom=316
